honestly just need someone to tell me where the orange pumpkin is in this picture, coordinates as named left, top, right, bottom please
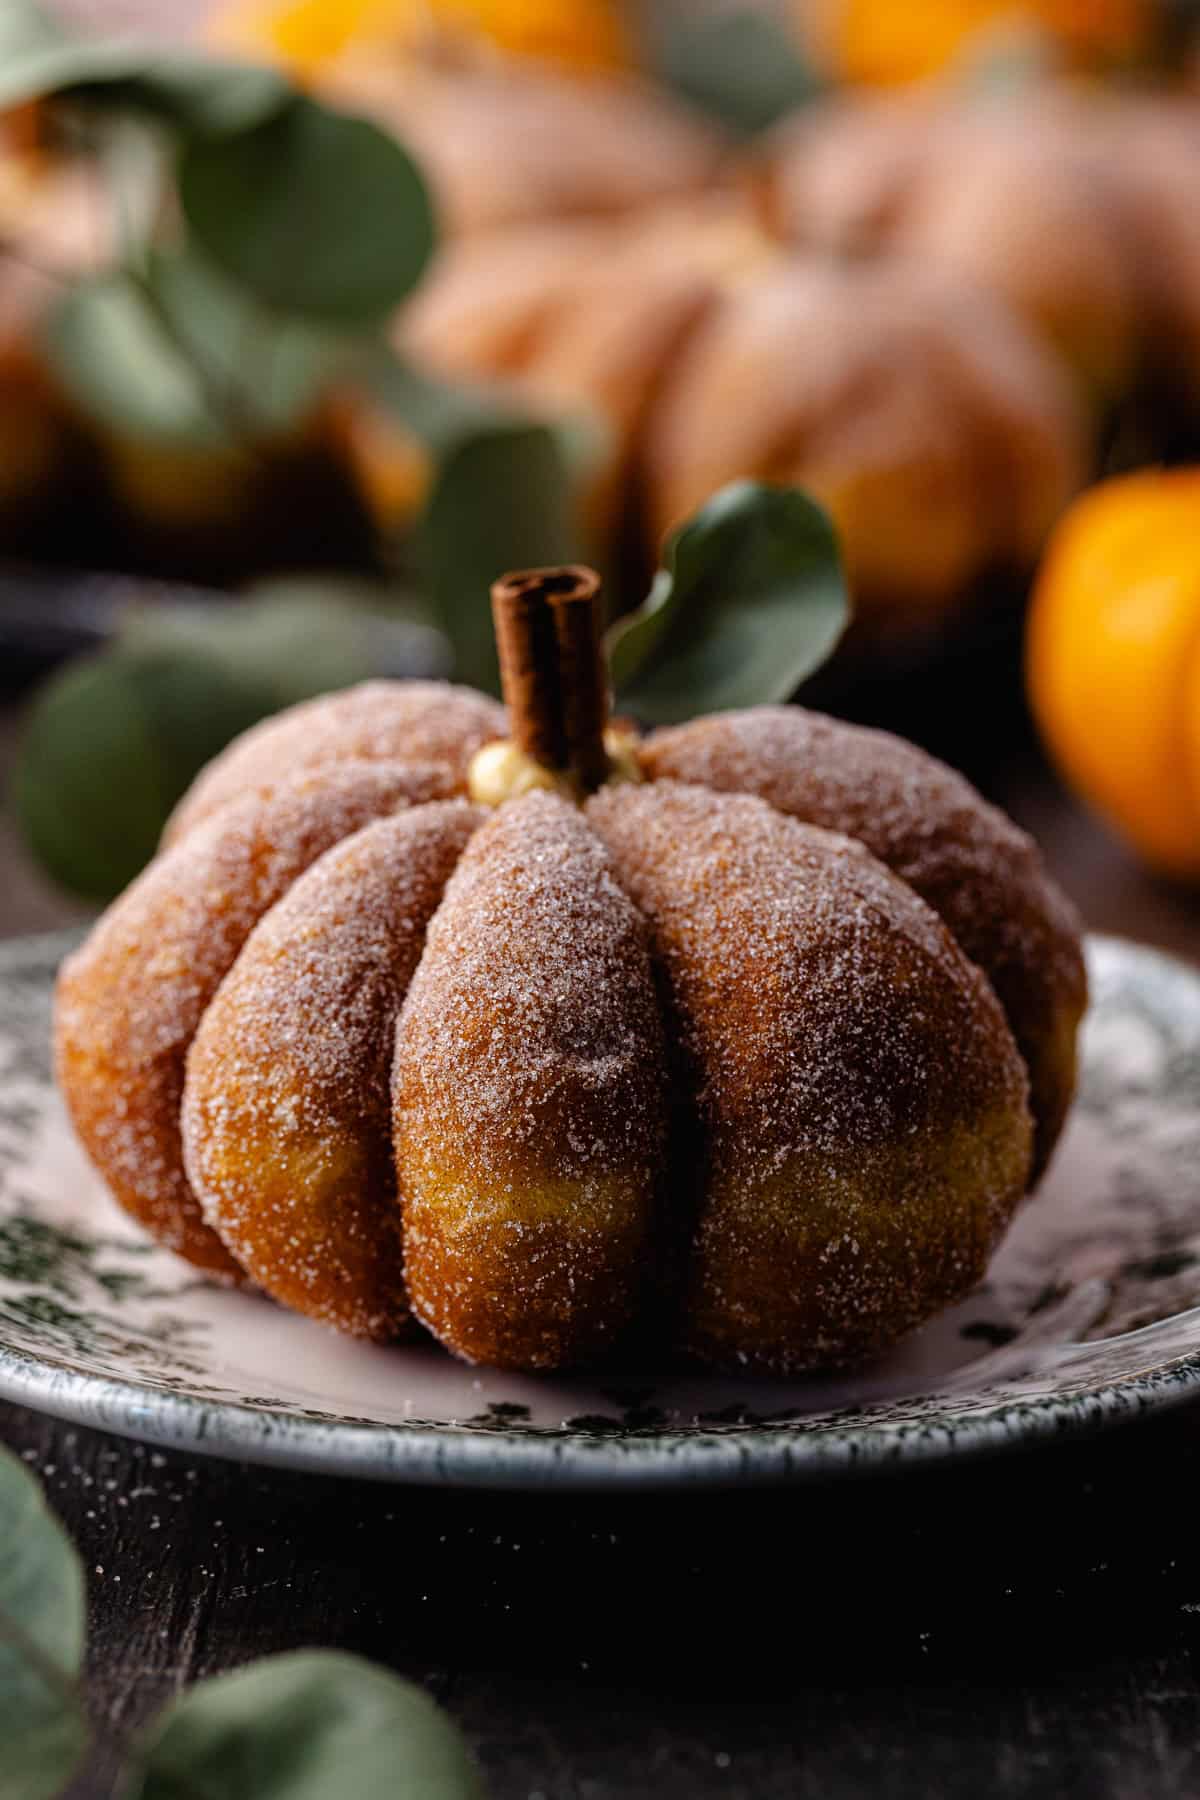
left=209, top=0, right=633, bottom=78
left=1027, top=467, right=1200, bottom=879
left=794, top=0, right=1152, bottom=86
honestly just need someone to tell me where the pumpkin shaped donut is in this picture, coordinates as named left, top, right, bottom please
left=57, top=569, right=1084, bottom=1373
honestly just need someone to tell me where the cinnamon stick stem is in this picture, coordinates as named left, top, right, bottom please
left=490, top=566, right=611, bottom=790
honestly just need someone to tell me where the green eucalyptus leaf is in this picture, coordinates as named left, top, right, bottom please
left=0, top=28, right=148, bottom=115
left=0, top=1445, right=89, bottom=1800
left=180, top=96, right=435, bottom=324
left=124, top=1651, right=485, bottom=1800
left=14, top=579, right=452, bottom=898
left=412, top=420, right=585, bottom=694
left=0, top=2, right=288, bottom=130
left=609, top=481, right=848, bottom=726
left=43, top=254, right=350, bottom=447
left=113, top=61, right=292, bottom=137
left=644, top=6, right=821, bottom=137
left=125, top=580, right=449, bottom=698
left=143, top=250, right=354, bottom=436
left=0, top=0, right=63, bottom=62
left=44, top=268, right=230, bottom=448
left=362, top=350, right=530, bottom=455
left=12, top=644, right=268, bottom=899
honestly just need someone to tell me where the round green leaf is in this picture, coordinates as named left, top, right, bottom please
left=125, top=1651, right=485, bottom=1800
left=608, top=480, right=849, bottom=726
left=412, top=420, right=587, bottom=694
left=0, top=2, right=289, bottom=129
left=179, top=96, right=435, bottom=324
left=0, top=0, right=63, bottom=64
left=116, top=61, right=292, bottom=136
left=44, top=270, right=230, bottom=448
left=126, top=581, right=450, bottom=699
left=643, top=6, right=821, bottom=138
left=0, top=1446, right=89, bottom=1800
left=0, top=36, right=150, bottom=115
left=43, top=255, right=351, bottom=448
left=358, top=347, right=536, bottom=453
left=12, top=645, right=268, bottom=900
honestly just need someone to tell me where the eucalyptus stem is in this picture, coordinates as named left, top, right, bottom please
left=0, top=1602, right=87, bottom=1729
left=124, top=257, right=267, bottom=453
left=0, top=1601, right=224, bottom=1800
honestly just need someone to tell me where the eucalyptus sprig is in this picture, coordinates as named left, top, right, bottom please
left=608, top=481, right=848, bottom=725
left=4, top=0, right=432, bottom=444
left=642, top=5, right=822, bottom=137
left=13, top=481, right=848, bottom=900
left=13, top=577, right=449, bottom=901
left=3, top=0, right=596, bottom=688
left=3, top=0, right=586, bottom=585
left=0, top=1444, right=485, bottom=1799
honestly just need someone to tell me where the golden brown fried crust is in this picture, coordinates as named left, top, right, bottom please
left=162, top=681, right=506, bottom=847
left=588, top=782, right=1034, bottom=1373
left=639, top=707, right=1087, bottom=1181
left=184, top=803, right=483, bottom=1339
left=54, top=761, right=457, bottom=1277
left=393, top=791, right=670, bottom=1369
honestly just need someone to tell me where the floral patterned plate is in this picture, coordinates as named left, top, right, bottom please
left=1, top=930, right=1199, bottom=1488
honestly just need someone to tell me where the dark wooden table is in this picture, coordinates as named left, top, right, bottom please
left=4, top=693, right=1200, bottom=1800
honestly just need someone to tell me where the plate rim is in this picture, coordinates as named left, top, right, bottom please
left=1, top=1317, right=1200, bottom=1489
left=2, top=928, right=1200, bottom=1490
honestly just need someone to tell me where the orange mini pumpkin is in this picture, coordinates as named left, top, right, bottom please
left=210, top=0, right=634, bottom=79
left=56, top=567, right=1085, bottom=1374
left=793, top=0, right=1152, bottom=88
left=1028, top=467, right=1200, bottom=880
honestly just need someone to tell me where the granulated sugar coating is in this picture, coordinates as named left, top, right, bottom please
left=394, top=791, right=669, bottom=1368
left=55, top=760, right=458, bottom=1277
left=588, top=782, right=1034, bottom=1371
left=641, top=706, right=1086, bottom=1179
left=184, top=803, right=482, bottom=1339
left=163, top=681, right=506, bottom=846
left=57, top=682, right=1085, bottom=1374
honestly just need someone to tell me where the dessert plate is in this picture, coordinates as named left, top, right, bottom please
left=1, top=930, right=1199, bottom=1489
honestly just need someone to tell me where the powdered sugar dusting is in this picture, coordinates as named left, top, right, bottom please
left=56, top=694, right=1083, bottom=1377
left=54, top=760, right=456, bottom=1272
left=394, top=790, right=669, bottom=1368
left=642, top=706, right=1086, bottom=1175
left=183, top=802, right=483, bottom=1339
left=588, top=781, right=1033, bottom=1371
left=164, top=681, right=506, bottom=846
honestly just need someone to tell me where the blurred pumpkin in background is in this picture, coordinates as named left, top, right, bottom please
left=322, top=53, right=725, bottom=235
left=399, top=192, right=1085, bottom=641
left=0, top=154, right=372, bottom=582
left=1027, top=468, right=1200, bottom=879
left=794, top=0, right=1153, bottom=86
left=757, top=84, right=1200, bottom=415
left=210, top=0, right=723, bottom=239
left=210, top=0, right=634, bottom=77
